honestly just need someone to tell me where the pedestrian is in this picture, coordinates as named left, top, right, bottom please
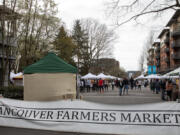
left=166, top=80, right=173, bottom=101
left=160, top=79, right=166, bottom=100
left=123, top=78, right=129, bottom=95
left=86, top=79, right=91, bottom=92
left=155, top=79, right=160, bottom=94
left=130, top=77, right=134, bottom=90
left=111, top=80, right=115, bottom=90
left=98, top=78, right=104, bottom=93
left=80, top=79, right=84, bottom=93
left=137, top=80, right=142, bottom=90
left=151, top=79, right=156, bottom=93
left=119, top=80, right=124, bottom=96
left=104, top=80, right=108, bottom=91
left=134, top=80, right=137, bottom=90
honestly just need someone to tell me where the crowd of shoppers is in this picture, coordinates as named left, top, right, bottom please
left=79, top=76, right=179, bottom=101
left=150, top=79, right=179, bottom=101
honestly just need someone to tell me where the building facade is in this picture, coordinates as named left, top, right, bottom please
left=148, top=10, right=180, bottom=74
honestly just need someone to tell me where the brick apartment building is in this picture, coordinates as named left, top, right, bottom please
left=148, top=10, right=180, bottom=74
left=89, top=58, right=120, bottom=76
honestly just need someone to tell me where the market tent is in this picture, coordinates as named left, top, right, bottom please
left=81, top=73, right=97, bottom=79
left=165, top=67, right=180, bottom=76
left=97, top=73, right=109, bottom=79
left=135, top=74, right=145, bottom=80
left=107, top=75, right=117, bottom=79
left=161, top=75, right=179, bottom=79
left=145, top=74, right=161, bottom=79
left=23, top=52, right=77, bottom=101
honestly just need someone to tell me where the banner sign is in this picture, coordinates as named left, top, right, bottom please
left=148, top=66, right=152, bottom=75
left=153, top=65, right=157, bottom=74
left=0, top=98, right=180, bottom=135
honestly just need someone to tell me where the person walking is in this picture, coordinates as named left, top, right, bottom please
left=123, top=78, right=129, bottom=95
left=111, top=80, right=115, bottom=90
left=137, top=80, right=142, bottom=90
left=86, top=79, right=91, bottom=92
left=160, top=79, right=166, bottom=100
left=98, top=78, right=104, bottom=93
left=119, top=80, right=124, bottom=96
left=155, top=79, right=160, bottom=94
left=130, top=77, right=134, bottom=90
left=166, top=80, right=173, bottom=101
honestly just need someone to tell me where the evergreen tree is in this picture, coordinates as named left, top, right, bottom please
left=72, top=20, right=90, bottom=75
left=53, top=26, right=76, bottom=66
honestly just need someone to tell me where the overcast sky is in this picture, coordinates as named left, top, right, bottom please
left=56, top=0, right=174, bottom=71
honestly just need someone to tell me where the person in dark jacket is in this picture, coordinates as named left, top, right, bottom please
left=123, top=78, right=129, bottom=95
left=119, top=80, right=124, bottom=96
left=155, top=79, right=160, bottom=94
left=160, top=79, right=166, bottom=100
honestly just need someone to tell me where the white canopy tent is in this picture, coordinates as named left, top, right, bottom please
left=165, top=67, right=180, bottom=76
left=97, top=73, right=109, bottom=79
left=81, top=73, right=97, bottom=79
left=135, top=74, right=145, bottom=80
left=145, top=74, right=161, bottom=79
left=160, top=75, right=179, bottom=79
left=107, top=75, right=117, bottom=79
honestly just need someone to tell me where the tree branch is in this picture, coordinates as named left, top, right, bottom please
left=117, top=4, right=177, bottom=26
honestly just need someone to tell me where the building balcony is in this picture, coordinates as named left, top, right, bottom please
left=171, top=41, right=180, bottom=48
left=165, top=57, right=170, bottom=63
left=156, top=63, right=160, bottom=67
left=155, top=46, right=160, bottom=52
left=164, top=38, right=169, bottom=44
left=156, top=54, right=160, bottom=59
left=172, top=29, right=180, bottom=37
left=164, top=48, right=169, bottom=53
left=172, top=53, right=180, bottom=60
left=0, top=35, right=17, bottom=47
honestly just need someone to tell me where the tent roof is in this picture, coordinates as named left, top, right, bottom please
left=145, top=74, right=160, bottom=79
left=135, top=74, right=145, bottom=80
left=24, top=53, right=77, bottom=74
left=81, top=73, right=97, bottom=79
left=165, top=67, right=180, bottom=76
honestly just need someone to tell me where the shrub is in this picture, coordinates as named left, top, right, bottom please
left=0, top=86, right=24, bottom=100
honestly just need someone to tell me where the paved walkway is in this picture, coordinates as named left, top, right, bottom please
left=81, top=86, right=163, bottom=105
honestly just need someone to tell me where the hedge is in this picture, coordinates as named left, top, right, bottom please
left=0, top=86, right=23, bottom=100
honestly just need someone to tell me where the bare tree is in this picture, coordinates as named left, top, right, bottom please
left=81, top=18, right=116, bottom=61
left=139, top=30, right=155, bottom=72
left=106, top=0, right=180, bottom=26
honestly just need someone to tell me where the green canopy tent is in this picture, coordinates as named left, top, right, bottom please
left=23, top=53, right=77, bottom=101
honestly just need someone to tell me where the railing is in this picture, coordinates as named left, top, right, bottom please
left=156, top=54, right=160, bottom=59
left=164, top=48, right=169, bottom=53
left=172, top=28, right=180, bottom=37
left=172, top=53, right=180, bottom=60
left=165, top=57, right=170, bottom=63
left=164, top=38, right=169, bottom=44
left=171, top=41, right=180, bottom=48
left=155, top=46, right=160, bottom=52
